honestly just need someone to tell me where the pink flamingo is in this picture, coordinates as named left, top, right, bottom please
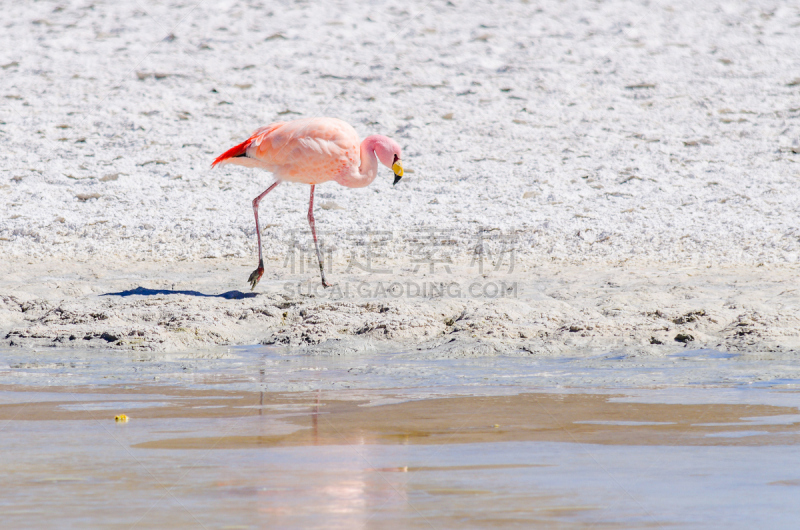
left=212, top=117, right=404, bottom=290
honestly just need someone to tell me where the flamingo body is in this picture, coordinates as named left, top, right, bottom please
left=213, top=117, right=376, bottom=186
left=212, top=117, right=404, bottom=289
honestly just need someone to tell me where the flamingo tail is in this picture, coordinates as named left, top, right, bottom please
left=211, top=138, right=251, bottom=167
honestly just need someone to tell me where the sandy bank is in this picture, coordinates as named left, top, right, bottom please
left=2, top=257, right=797, bottom=356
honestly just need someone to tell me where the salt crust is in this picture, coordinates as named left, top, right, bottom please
left=1, top=0, right=798, bottom=354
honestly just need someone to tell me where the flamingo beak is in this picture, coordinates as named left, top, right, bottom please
left=392, top=160, right=403, bottom=185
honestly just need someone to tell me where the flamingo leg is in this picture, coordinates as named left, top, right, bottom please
left=248, top=181, right=280, bottom=290
left=307, top=184, right=331, bottom=288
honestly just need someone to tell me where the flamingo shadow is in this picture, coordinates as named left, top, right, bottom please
left=102, top=286, right=257, bottom=299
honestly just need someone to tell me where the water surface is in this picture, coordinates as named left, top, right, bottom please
left=1, top=346, right=799, bottom=528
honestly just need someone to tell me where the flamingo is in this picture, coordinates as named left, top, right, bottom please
left=212, top=117, right=404, bottom=290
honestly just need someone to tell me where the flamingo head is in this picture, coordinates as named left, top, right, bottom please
left=371, top=135, right=404, bottom=185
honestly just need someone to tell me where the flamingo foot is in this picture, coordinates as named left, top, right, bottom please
left=248, top=260, right=264, bottom=291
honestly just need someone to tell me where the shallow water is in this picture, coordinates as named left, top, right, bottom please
left=3, top=344, right=800, bottom=393
left=1, top=346, right=799, bottom=528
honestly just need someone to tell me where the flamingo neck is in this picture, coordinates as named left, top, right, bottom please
left=337, top=136, right=381, bottom=188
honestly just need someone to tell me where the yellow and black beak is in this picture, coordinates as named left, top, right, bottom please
left=392, top=158, right=403, bottom=186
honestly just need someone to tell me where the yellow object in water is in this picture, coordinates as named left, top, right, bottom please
left=115, top=414, right=129, bottom=423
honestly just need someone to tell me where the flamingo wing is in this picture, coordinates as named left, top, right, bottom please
left=213, top=118, right=360, bottom=184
